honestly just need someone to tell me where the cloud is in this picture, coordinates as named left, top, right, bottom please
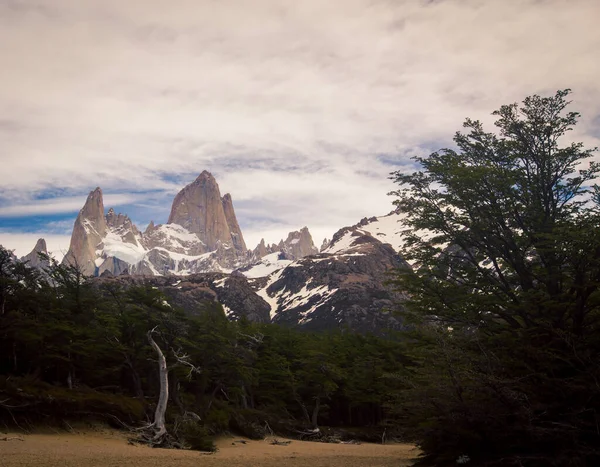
left=0, top=232, right=71, bottom=262
left=0, top=0, right=599, bottom=248
left=0, top=193, right=150, bottom=217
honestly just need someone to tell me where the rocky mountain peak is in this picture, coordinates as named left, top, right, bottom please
left=221, top=193, right=247, bottom=252
left=33, top=237, right=47, bottom=253
left=21, top=238, right=49, bottom=269
left=167, top=172, right=245, bottom=253
left=253, top=238, right=270, bottom=258
left=145, top=220, right=156, bottom=234
left=281, top=226, right=319, bottom=259
left=80, top=187, right=107, bottom=234
left=63, top=187, right=108, bottom=275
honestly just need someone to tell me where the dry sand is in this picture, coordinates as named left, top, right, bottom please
left=0, top=430, right=419, bottom=467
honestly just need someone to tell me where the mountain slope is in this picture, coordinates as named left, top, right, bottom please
left=241, top=211, right=411, bottom=333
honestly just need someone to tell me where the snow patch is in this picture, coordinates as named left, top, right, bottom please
left=101, top=231, right=147, bottom=264
left=241, top=252, right=293, bottom=279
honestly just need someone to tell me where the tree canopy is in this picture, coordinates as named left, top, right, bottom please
left=391, top=89, right=600, bottom=466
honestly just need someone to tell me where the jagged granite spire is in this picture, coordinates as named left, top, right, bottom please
left=63, top=187, right=107, bottom=275
left=282, top=227, right=318, bottom=259
left=167, top=171, right=246, bottom=253
left=21, top=238, right=49, bottom=269
left=222, top=193, right=247, bottom=252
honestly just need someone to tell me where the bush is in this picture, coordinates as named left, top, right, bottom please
left=0, top=376, right=145, bottom=426
left=178, top=421, right=216, bottom=452
left=204, top=406, right=231, bottom=434
left=229, top=409, right=267, bottom=439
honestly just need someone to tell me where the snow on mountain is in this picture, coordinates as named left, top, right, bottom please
left=242, top=209, right=413, bottom=331
left=64, top=174, right=250, bottom=276
left=357, top=211, right=408, bottom=252
left=322, top=210, right=408, bottom=256
left=240, top=252, right=293, bottom=279
left=97, top=231, right=146, bottom=266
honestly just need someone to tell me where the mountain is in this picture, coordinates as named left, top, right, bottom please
left=243, top=210, right=410, bottom=333
left=89, top=209, right=410, bottom=334
left=51, top=172, right=411, bottom=333
left=168, top=171, right=246, bottom=254
left=63, top=172, right=249, bottom=276
left=279, top=227, right=319, bottom=259
left=21, top=238, right=50, bottom=269
left=63, top=187, right=111, bottom=275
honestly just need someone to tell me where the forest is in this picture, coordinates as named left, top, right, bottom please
left=0, top=251, right=409, bottom=451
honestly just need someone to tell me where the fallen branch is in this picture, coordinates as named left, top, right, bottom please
left=0, top=436, right=24, bottom=441
left=270, top=439, right=292, bottom=446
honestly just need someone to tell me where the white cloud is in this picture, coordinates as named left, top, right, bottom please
left=0, top=193, right=150, bottom=217
left=0, top=0, right=599, bottom=247
left=0, top=233, right=71, bottom=262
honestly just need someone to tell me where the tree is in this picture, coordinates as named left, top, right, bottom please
left=391, top=90, right=600, bottom=466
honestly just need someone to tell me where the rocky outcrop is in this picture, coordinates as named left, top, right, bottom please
left=252, top=238, right=280, bottom=259
left=211, top=271, right=270, bottom=322
left=21, top=238, right=49, bottom=269
left=167, top=171, right=243, bottom=252
left=320, top=238, right=330, bottom=252
left=280, top=227, right=318, bottom=259
left=253, top=227, right=319, bottom=261
left=222, top=193, right=247, bottom=253
left=106, top=208, right=141, bottom=244
left=63, top=187, right=107, bottom=275
left=253, top=239, right=270, bottom=258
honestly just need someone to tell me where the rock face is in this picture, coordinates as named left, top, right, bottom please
left=211, top=271, right=271, bottom=322
left=93, top=273, right=270, bottom=323
left=253, top=239, right=271, bottom=258
left=241, top=210, right=412, bottom=333
left=63, top=172, right=250, bottom=276
left=280, top=227, right=318, bottom=259
left=252, top=227, right=318, bottom=261
left=63, top=187, right=108, bottom=275
left=222, top=193, right=247, bottom=252
left=21, top=238, right=49, bottom=269
left=252, top=228, right=409, bottom=334
left=168, top=171, right=245, bottom=253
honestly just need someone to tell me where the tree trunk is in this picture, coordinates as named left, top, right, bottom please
left=125, top=356, right=145, bottom=400
left=240, top=383, right=248, bottom=409
left=170, top=372, right=185, bottom=414
left=296, top=396, right=311, bottom=425
left=311, top=396, right=321, bottom=428
left=147, top=330, right=169, bottom=440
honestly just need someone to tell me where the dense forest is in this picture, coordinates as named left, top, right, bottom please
left=2, top=89, right=600, bottom=466
left=0, top=250, right=409, bottom=450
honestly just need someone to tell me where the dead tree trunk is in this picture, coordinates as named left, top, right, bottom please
left=147, top=329, right=168, bottom=441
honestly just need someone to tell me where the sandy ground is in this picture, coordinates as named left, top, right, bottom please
left=0, top=430, right=419, bottom=467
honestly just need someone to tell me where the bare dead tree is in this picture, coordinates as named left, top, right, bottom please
left=146, top=327, right=169, bottom=441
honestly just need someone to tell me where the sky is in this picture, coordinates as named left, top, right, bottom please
left=1, top=0, right=599, bottom=259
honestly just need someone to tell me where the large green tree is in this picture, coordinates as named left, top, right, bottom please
left=391, top=90, right=600, bottom=466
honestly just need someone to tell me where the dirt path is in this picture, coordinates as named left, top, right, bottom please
left=0, top=431, right=418, bottom=467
